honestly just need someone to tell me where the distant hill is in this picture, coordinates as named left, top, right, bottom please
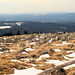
left=0, top=13, right=75, bottom=22
left=0, top=21, right=75, bottom=36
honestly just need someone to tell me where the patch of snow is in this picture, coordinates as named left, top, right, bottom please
left=48, top=38, right=53, bottom=43
left=66, top=53, right=75, bottom=57
left=53, top=41, right=72, bottom=46
left=54, top=49, right=61, bottom=52
left=67, top=51, right=73, bottom=53
left=46, top=60, right=67, bottom=65
left=5, top=54, right=8, bottom=56
left=64, top=56, right=71, bottom=60
left=62, top=41, right=72, bottom=45
left=64, top=64, right=75, bottom=69
left=4, top=23, right=15, bottom=25
left=10, top=67, right=43, bottom=75
left=56, top=36, right=58, bottom=39
left=35, top=38, right=39, bottom=40
left=16, top=45, right=19, bottom=46
left=0, top=43, right=3, bottom=45
left=31, top=64, right=37, bottom=66
left=4, top=38, right=7, bottom=40
left=16, top=22, right=23, bottom=26
left=10, top=49, right=14, bottom=52
left=11, top=59, right=22, bottom=63
left=0, top=51, right=4, bottom=53
left=0, top=26, right=11, bottom=29
left=25, top=48, right=35, bottom=51
left=53, top=44, right=63, bottom=46
left=36, top=54, right=50, bottom=61
left=29, top=42, right=36, bottom=45
left=46, top=59, right=75, bottom=69
left=40, top=36, right=43, bottom=38
left=21, top=52, right=28, bottom=54
left=21, top=58, right=30, bottom=61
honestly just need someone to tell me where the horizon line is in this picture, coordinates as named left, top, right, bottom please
left=0, top=12, right=75, bottom=15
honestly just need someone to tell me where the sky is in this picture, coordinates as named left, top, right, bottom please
left=0, top=0, right=75, bottom=14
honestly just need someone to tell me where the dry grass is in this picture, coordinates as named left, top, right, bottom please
left=0, top=33, right=75, bottom=74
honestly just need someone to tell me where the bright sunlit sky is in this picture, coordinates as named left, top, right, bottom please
left=0, top=0, right=75, bottom=14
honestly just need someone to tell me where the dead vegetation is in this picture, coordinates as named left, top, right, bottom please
left=0, top=32, right=75, bottom=75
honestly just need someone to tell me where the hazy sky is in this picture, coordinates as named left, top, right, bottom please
left=0, top=0, right=75, bottom=14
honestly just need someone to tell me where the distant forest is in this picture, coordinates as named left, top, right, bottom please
left=0, top=21, right=75, bottom=37
left=2, top=29, right=28, bottom=36
left=2, top=29, right=41, bottom=36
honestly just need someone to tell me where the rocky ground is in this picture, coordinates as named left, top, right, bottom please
left=0, top=32, right=75, bottom=75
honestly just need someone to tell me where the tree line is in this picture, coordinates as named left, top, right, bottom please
left=2, top=29, right=28, bottom=36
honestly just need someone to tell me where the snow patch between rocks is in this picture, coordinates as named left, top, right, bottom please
left=53, top=41, right=72, bottom=46
left=36, top=54, right=50, bottom=61
left=54, top=49, right=61, bottom=52
left=10, top=67, right=43, bottom=75
left=25, top=48, right=35, bottom=51
left=48, top=38, right=53, bottom=43
left=66, top=53, right=75, bottom=57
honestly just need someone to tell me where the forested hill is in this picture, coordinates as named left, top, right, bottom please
left=0, top=21, right=75, bottom=36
